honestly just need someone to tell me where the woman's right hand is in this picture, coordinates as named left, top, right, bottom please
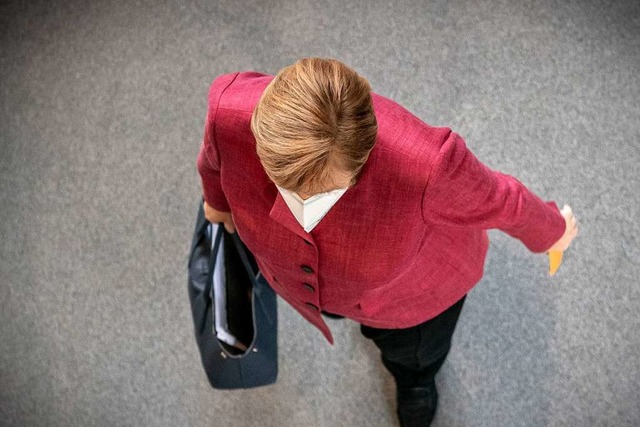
left=203, top=200, right=236, bottom=234
left=547, top=204, right=578, bottom=252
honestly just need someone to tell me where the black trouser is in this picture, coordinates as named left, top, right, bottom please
left=359, top=295, right=467, bottom=389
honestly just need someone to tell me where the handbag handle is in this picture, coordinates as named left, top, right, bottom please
left=202, top=214, right=272, bottom=327
left=230, top=232, right=260, bottom=287
left=197, top=197, right=257, bottom=289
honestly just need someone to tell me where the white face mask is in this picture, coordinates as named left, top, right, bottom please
left=276, top=185, right=349, bottom=232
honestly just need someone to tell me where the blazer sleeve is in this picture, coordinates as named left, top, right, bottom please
left=196, top=75, right=238, bottom=212
left=421, top=129, right=566, bottom=253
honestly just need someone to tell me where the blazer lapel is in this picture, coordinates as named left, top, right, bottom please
left=269, top=190, right=311, bottom=238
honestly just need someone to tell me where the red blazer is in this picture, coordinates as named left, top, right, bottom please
left=197, top=71, right=566, bottom=345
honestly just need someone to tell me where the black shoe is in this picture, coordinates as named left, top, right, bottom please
left=396, top=383, right=438, bottom=427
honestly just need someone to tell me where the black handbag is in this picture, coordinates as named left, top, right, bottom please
left=187, top=198, right=278, bottom=389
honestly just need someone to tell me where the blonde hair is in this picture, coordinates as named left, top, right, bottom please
left=250, top=57, right=378, bottom=194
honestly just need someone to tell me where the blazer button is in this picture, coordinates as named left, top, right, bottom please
left=305, top=302, right=319, bottom=311
left=300, top=265, right=314, bottom=274
left=303, top=283, right=315, bottom=292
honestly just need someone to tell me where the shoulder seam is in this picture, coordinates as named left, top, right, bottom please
left=211, top=72, right=241, bottom=166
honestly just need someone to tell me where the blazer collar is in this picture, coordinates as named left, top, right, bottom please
left=265, top=144, right=375, bottom=238
left=269, top=189, right=311, bottom=238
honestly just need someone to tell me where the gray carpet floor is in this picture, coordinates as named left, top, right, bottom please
left=1, top=0, right=639, bottom=426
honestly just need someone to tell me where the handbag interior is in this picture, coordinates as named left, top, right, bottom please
left=220, top=232, right=258, bottom=355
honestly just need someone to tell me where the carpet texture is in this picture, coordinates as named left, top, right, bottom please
left=1, top=0, right=639, bottom=425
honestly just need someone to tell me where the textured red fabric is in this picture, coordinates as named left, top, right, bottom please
left=196, top=71, right=566, bottom=345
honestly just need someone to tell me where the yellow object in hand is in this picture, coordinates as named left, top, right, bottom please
left=548, top=251, right=563, bottom=276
